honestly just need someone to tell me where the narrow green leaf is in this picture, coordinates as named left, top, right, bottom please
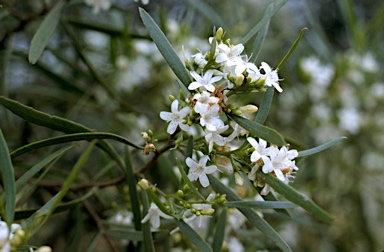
left=240, top=0, right=287, bottom=44
left=125, top=147, right=142, bottom=231
left=140, top=190, right=155, bottom=252
left=0, top=96, right=125, bottom=169
left=277, top=27, right=308, bottom=69
left=139, top=8, right=191, bottom=88
left=256, top=187, right=292, bottom=218
left=212, top=209, right=227, bottom=252
left=255, top=86, right=274, bottom=124
left=251, top=19, right=270, bottom=63
left=175, top=219, right=213, bottom=252
left=225, top=201, right=297, bottom=209
left=297, top=137, right=347, bottom=158
left=29, top=0, right=65, bottom=64
left=186, top=0, right=227, bottom=28
left=176, top=159, right=205, bottom=200
left=14, top=145, right=74, bottom=192
left=256, top=171, right=334, bottom=223
left=24, top=141, right=96, bottom=237
left=10, top=132, right=143, bottom=158
left=208, top=175, right=292, bottom=252
left=229, top=115, right=286, bottom=146
left=104, top=229, right=143, bottom=241
left=0, top=129, right=16, bottom=225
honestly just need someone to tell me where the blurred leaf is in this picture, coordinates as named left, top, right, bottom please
left=251, top=19, right=270, bottom=63
left=104, top=228, right=168, bottom=241
left=187, top=0, right=227, bottom=28
left=29, top=0, right=65, bottom=64
left=0, top=129, right=16, bottom=225
left=229, top=115, right=286, bottom=146
left=212, top=209, right=226, bottom=252
left=256, top=171, right=334, bottom=223
left=175, top=219, right=213, bottom=252
left=183, top=136, right=194, bottom=174
left=14, top=145, right=74, bottom=192
left=0, top=96, right=125, bottom=169
left=140, top=190, right=155, bottom=252
left=125, top=147, right=142, bottom=231
left=255, top=87, right=274, bottom=124
left=225, top=201, right=297, bottom=209
left=240, top=0, right=287, bottom=44
left=10, top=132, right=143, bottom=158
left=139, top=8, right=191, bottom=88
left=297, top=136, right=347, bottom=158
left=277, top=27, right=308, bottom=69
left=24, top=141, right=96, bottom=237
left=208, top=175, right=292, bottom=252
left=15, top=187, right=95, bottom=220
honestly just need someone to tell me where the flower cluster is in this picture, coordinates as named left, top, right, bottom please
left=0, top=220, right=23, bottom=251
left=246, top=137, right=299, bottom=195
left=159, top=28, right=295, bottom=190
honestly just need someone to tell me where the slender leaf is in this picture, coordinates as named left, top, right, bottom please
left=251, top=19, right=270, bottom=63
left=140, top=190, right=155, bottom=252
left=10, top=132, right=143, bottom=158
left=212, top=209, right=227, bottom=252
left=186, top=0, right=227, bottom=28
left=255, top=86, right=274, bottom=124
left=225, top=201, right=297, bottom=209
left=0, top=96, right=125, bottom=169
left=256, top=187, right=291, bottom=218
left=277, top=28, right=308, bottom=69
left=175, top=219, right=213, bottom=252
left=24, top=141, right=96, bottom=237
left=297, top=137, right=347, bottom=158
left=139, top=8, right=191, bottom=88
left=208, top=175, right=292, bottom=252
left=256, top=171, right=334, bottom=223
left=29, top=0, right=65, bottom=64
left=240, top=0, right=287, bottom=44
left=125, top=147, right=142, bottom=231
left=0, top=129, right=16, bottom=225
left=14, top=145, right=75, bottom=192
left=229, top=115, right=286, bottom=146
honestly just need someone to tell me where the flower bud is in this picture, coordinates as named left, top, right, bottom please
left=238, top=105, right=258, bottom=114
left=36, top=246, right=53, bottom=252
left=11, top=228, right=26, bottom=246
left=143, top=143, right=156, bottom=155
left=201, top=207, right=215, bottom=216
left=141, top=132, right=151, bottom=142
left=215, top=27, right=224, bottom=41
left=138, top=179, right=150, bottom=190
left=235, top=74, right=245, bottom=86
left=176, top=190, right=184, bottom=197
left=169, top=95, right=176, bottom=102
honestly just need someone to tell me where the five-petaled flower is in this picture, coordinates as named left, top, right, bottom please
left=160, top=100, right=191, bottom=134
left=141, top=203, right=172, bottom=229
left=186, top=156, right=217, bottom=187
left=188, top=70, right=222, bottom=92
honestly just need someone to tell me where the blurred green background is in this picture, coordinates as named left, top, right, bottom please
left=1, top=0, right=383, bottom=251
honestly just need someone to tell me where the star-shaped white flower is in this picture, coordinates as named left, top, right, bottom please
left=247, top=137, right=271, bottom=164
left=160, top=100, right=191, bottom=134
left=186, top=156, right=217, bottom=187
left=141, top=203, right=172, bottom=229
left=205, top=125, right=229, bottom=152
left=188, top=70, right=222, bottom=92
left=215, top=43, right=244, bottom=64
left=260, top=62, right=282, bottom=92
left=199, top=104, right=224, bottom=131
left=193, top=91, right=219, bottom=114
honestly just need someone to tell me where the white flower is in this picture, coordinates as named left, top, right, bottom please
left=160, top=100, right=191, bottom=134
left=260, top=62, right=282, bottom=92
left=205, top=125, right=229, bottom=152
left=226, top=122, right=248, bottom=142
left=85, top=0, right=112, bottom=14
left=0, top=220, right=22, bottom=251
left=193, top=91, right=219, bottom=114
left=186, top=156, right=217, bottom=187
left=199, top=104, right=224, bottom=131
left=215, top=43, right=244, bottom=65
left=188, top=70, right=222, bottom=92
left=141, top=203, right=172, bottom=229
left=262, top=146, right=296, bottom=181
left=192, top=52, right=208, bottom=68
left=247, top=137, right=271, bottom=164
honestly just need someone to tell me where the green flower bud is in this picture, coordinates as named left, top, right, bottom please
left=176, top=190, right=184, bottom=197
left=238, top=104, right=258, bottom=114
left=235, top=74, right=245, bottom=86
left=169, top=95, right=176, bottom=102
left=138, top=179, right=150, bottom=190
left=201, top=207, right=215, bottom=216
left=215, top=27, right=224, bottom=41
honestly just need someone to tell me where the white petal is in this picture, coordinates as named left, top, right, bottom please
left=178, top=107, right=191, bottom=118
left=160, top=111, right=173, bottom=121
left=186, top=157, right=197, bottom=170
left=167, top=121, right=178, bottom=134
left=250, top=151, right=261, bottom=163
left=188, top=81, right=202, bottom=90
left=199, top=174, right=210, bottom=187
left=275, top=169, right=285, bottom=181
left=171, top=100, right=179, bottom=113
left=204, top=165, right=217, bottom=174
left=199, top=155, right=209, bottom=166
left=247, top=137, right=258, bottom=148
